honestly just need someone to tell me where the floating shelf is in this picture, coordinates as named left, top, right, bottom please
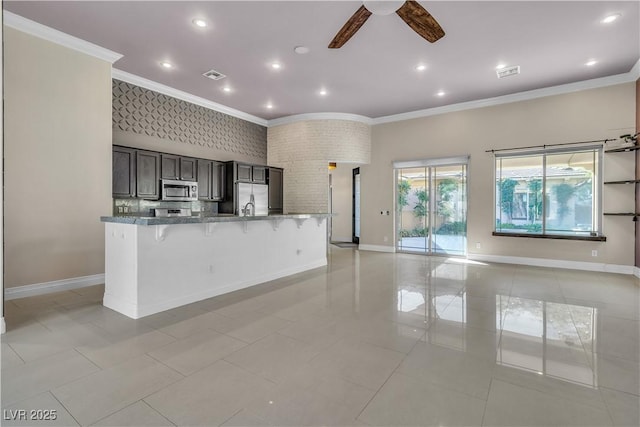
left=603, top=213, right=639, bottom=221
left=604, top=179, right=640, bottom=185
left=605, top=145, right=640, bottom=153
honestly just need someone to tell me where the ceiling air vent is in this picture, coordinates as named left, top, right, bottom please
left=202, top=69, right=226, bottom=80
left=496, top=65, right=520, bottom=79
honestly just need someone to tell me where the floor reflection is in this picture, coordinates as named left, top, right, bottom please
left=395, top=264, right=599, bottom=388
left=498, top=296, right=597, bottom=388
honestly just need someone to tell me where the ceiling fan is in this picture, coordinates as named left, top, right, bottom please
left=328, top=0, right=445, bottom=49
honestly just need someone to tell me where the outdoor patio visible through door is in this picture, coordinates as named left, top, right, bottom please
left=395, top=157, right=468, bottom=256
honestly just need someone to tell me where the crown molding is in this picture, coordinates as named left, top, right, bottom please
left=3, top=11, right=123, bottom=64
left=629, top=58, right=640, bottom=80
left=268, top=113, right=373, bottom=127
left=372, top=69, right=638, bottom=125
left=6, top=8, right=635, bottom=129
left=112, top=69, right=268, bottom=127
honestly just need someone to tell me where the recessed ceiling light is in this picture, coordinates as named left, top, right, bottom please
left=602, top=13, right=621, bottom=24
left=436, top=90, right=446, bottom=97
left=266, top=103, right=274, bottom=109
left=222, top=86, right=232, bottom=93
left=585, top=60, right=597, bottom=66
left=415, top=64, right=426, bottom=71
left=192, top=18, right=207, bottom=28
left=271, top=62, right=282, bottom=70
left=319, top=89, right=328, bottom=96
left=495, top=64, right=506, bottom=70
left=294, top=46, right=310, bottom=54
left=160, top=61, right=173, bottom=69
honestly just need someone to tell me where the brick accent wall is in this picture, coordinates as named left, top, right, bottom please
left=268, top=120, right=371, bottom=213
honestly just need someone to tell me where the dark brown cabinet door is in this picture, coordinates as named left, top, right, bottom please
left=236, top=163, right=252, bottom=182
left=211, top=161, right=226, bottom=201
left=137, top=151, right=160, bottom=199
left=161, top=154, right=180, bottom=180
left=197, top=159, right=212, bottom=200
left=180, top=157, right=197, bottom=181
left=113, top=146, right=135, bottom=198
left=252, top=166, right=267, bottom=184
left=268, top=167, right=283, bottom=212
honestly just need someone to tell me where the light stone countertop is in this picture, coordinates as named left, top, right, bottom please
left=100, top=213, right=331, bottom=226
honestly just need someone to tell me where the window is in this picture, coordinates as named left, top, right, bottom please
left=494, top=147, right=601, bottom=238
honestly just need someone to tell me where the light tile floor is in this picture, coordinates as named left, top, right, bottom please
left=2, top=248, right=639, bottom=426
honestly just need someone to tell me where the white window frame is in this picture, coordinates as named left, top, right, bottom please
left=493, top=146, right=603, bottom=239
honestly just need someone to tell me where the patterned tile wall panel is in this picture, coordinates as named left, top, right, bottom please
left=112, top=79, right=266, bottom=159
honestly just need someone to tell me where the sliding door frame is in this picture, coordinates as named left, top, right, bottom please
left=394, top=156, right=470, bottom=256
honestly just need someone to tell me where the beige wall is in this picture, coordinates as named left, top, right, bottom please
left=363, top=83, right=636, bottom=265
left=1, top=10, right=5, bottom=328
left=330, top=164, right=360, bottom=242
left=4, top=27, right=112, bottom=288
left=636, top=78, right=640, bottom=267
left=268, top=120, right=371, bottom=213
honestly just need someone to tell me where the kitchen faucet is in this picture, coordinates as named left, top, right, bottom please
left=242, top=194, right=255, bottom=216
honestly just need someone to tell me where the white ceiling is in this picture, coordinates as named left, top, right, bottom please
left=4, top=1, right=639, bottom=121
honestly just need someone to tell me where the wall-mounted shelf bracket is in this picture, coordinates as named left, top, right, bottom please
left=205, top=223, right=216, bottom=236
left=271, top=219, right=283, bottom=231
left=294, top=218, right=308, bottom=229
left=155, top=225, right=169, bottom=242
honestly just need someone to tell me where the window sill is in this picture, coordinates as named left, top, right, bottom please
left=492, top=232, right=606, bottom=242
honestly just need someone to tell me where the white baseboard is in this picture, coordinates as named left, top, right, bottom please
left=358, top=244, right=396, bottom=253
left=4, top=274, right=105, bottom=300
left=634, top=267, right=640, bottom=279
left=105, top=259, right=327, bottom=319
left=468, top=253, right=634, bottom=275
left=1, top=317, right=6, bottom=334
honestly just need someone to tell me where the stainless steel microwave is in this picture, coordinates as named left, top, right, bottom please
left=161, top=179, right=198, bottom=201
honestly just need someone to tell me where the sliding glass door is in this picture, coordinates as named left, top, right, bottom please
left=396, top=161, right=467, bottom=255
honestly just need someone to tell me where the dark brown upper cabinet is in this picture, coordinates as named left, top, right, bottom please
left=136, top=151, right=160, bottom=200
left=180, top=157, right=197, bottom=181
left=161, top=154, right=180, bottom=180
left=162, top=154, right=197, bottom=181
left=252, top=166, right=267, bottom=184
left=113, top=146, right=136, bottom=198
left=236, top=163, right=253, bottom=182
left=197, top=159, right=226, bottom=201
left=267, top=167, right=283, bottom=213
left=234, top=162, right=266, bottom=184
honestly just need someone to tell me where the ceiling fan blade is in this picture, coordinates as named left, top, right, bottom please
left=396, top=1, right=445, bottom=43
left=329, top=5, right=372, bottom=49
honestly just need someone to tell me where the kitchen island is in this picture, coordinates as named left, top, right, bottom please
left=101, top=214, right=329, bottom=319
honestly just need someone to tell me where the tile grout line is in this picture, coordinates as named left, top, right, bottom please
left=48, top=390, right=83, bottom=427
left=141, top=399, right=177, bottom=426
left=353, top=328, right=423, bottom=422
left=217, top=407, right=245, bottom=427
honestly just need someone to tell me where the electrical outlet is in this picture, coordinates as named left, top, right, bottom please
left=476, top=242, right=481, bottom=249
left=123, top=206, right=129, bottom=213
left=208, top=265, right=215, bottom=273
left=386, top=210, right=390, bottom=215
left=591, top=250, right=598, bottom=257
left=117, top=206, right=124, bottom=214
left=380, top=211, right=384, bottom=215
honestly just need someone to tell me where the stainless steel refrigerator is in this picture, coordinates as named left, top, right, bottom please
left=237, top=183, right=268, bottom=216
